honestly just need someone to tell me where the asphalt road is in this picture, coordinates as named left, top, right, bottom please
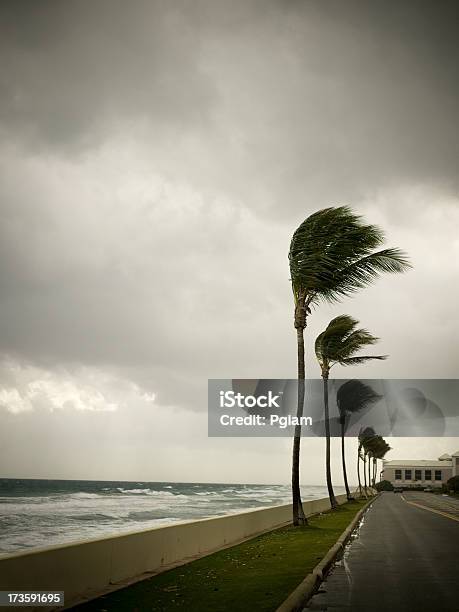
left=306, top=492, right=459, bottom=612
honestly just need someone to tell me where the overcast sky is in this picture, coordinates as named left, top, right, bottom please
left=0, top=0, right=458, bottom=485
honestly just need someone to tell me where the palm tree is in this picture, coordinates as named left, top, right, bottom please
left=362, top=433, right=384, bottom=494
left=374, top=439, right=391, bottom=486
left=371, top=438, right=391, bottom=486
left=289, top=206, right=410, bottom=525
left=315, top=316, right=387, bottom=508
left=379, top=441, right=392, bottom=483
left=358, top=427, right=376, bottom=497
left=337, top=380, right=381, bottom=500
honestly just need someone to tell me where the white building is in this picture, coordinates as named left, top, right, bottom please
left=382, top=451, right=459, bottom=488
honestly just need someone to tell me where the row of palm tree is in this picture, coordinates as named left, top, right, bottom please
left=315, top=315, right=386, bottom=507
left=358, top=428, right=391, bottom=496
left=288, top=206, right=410, bottom=525
left=337, top=380, right=382, bottom=500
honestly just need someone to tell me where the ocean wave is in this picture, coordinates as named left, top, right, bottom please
left=115, top=488, right=187, bottom=498
left=72, top=513, right=118, bottom=522
left=0, top=496, right=56, bottom=505
left=68, top=492, right=102, bottom=499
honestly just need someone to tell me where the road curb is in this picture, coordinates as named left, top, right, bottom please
left=275, top=495, right=379, bottom=612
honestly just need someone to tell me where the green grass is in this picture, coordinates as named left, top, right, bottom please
left=75, top=500, right=367, bottom=612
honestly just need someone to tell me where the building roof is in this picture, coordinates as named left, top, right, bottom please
left=452, top=450, right=459, bottom=457
left=383, top=459, right=452, bottom=468
left=438, top=453, right=452, bottom=460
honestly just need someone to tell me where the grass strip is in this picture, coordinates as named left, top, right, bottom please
left=75, top=500, right=366, bottom=612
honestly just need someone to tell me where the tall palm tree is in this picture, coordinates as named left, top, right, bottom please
left=289, top=206, right=410, bottom=525
left=337, top=380, right=381, bottom=500
left=315, top=316, right=386, bottom=508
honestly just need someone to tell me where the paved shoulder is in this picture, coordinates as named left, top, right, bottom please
left=306, top=492, right=458, bottom=612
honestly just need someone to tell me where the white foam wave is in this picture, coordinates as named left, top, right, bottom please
left=116, top=488, right=187, bottom=498
left=67, top=492, right=102, bottom=499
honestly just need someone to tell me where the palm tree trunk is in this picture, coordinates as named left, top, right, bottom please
left=367, top=454, right=369, bottom=491
left=363, top=453, right=368, bottom=495
left=368, top=455, right=371, bottom=489
left=341, top=420, right=352, bottom=501
left=292, top=326, right=307, bottom=526
left=323, top=372, right=337, bottom=508
left=357, top=447, right=363, bottom=498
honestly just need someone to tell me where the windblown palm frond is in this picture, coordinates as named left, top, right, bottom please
left=373, top=440, right=391, bottom=460
left=289, top=206, right=411, bottom=310
left=363, top=434, right=383, bottom=456
left=358, top=426, right=376, bottom=448
left=315, top=315, right=387, bottom=372
left=336, top=380, right=382, bottom=421
left=340, top=355, right=386, bottom=366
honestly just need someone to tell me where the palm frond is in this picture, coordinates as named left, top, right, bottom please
left=315, top=314, right=387, bottom=372
left=337, top=380, right=382, bottom=417
left=289, top=207, right=411, bottom=306
left=358, top=426, right=376, bottom=446
left=321, top=249, right=411, bottom=303
left=340, top=355, right=387, bottom=366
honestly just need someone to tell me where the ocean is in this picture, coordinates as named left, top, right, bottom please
left=0, top=479, right=343, bottom=556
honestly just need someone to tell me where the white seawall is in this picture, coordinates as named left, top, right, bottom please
left=0, top=493, right=348, bottom=609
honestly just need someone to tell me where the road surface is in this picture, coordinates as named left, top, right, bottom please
left=306, top=492, right=459, bottom=611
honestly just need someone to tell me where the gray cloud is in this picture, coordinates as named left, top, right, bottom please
left=0, top=0, right=217, bottom=150
left=1, top=0, right=457, bottom=211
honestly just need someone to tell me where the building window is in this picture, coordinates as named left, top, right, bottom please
left=425, top=470, right=432, bottom=480
left=415, top=470, right=422, bottom=481
left=405, top=470, right=412, bottom=480
left=395, top=470, right=402, bottom=480
left=435, top=470, right=442, bottom=481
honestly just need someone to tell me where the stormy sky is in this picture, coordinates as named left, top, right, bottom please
left=1, top=0, right=458, bottom=484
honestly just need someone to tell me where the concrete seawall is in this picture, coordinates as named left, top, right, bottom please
left=0, top=493, right=348, bottom=608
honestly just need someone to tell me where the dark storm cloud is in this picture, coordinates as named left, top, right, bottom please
left=1, top=0, right=458, bottom=206
left=0, top=0, right=217, bottom=149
